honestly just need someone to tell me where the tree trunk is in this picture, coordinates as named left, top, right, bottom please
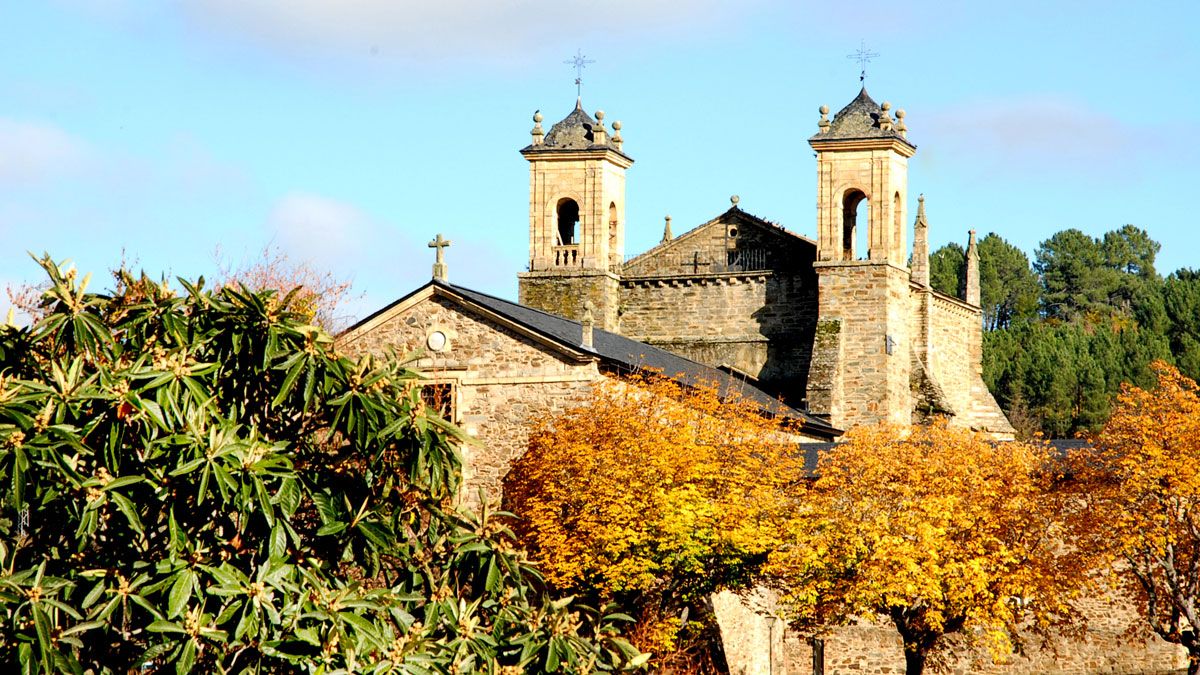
left=903, top=647, right=927, bottom=675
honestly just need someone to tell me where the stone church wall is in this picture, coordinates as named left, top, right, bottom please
left=780, top=589, right=1186, bottom=675
left=618, top=273, right=817, bottom=402
left=926, top=292, right=975, bottom=419
left=338, top=295, right=600, bottom=501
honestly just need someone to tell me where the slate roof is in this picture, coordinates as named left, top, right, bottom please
left=520, top=101, right=630, bottom=159
left=439, top=280, right=839, bottom=438
left=810, top=87, right=915, bottom=148
left=341, top=279, right=840, bottom=439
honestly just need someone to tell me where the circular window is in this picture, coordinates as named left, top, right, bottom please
left=728, top=227, right=738, bottom=237
left=426, top=331, right=448, bottom=352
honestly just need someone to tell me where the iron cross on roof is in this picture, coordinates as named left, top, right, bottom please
left=564, top=48, right=595, bottom=99
left=847, top=41, right=879, bottom=83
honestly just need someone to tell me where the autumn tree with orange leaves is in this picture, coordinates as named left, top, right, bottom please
left=1069, top=361, right=1200, bottom=674
left=502, top=374, right=803, bottom=671
left=766, top=421, right=1081, bottom=675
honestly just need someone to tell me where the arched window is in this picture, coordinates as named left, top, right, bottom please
left=557, top=198, right=580, bottom=246
left=842, top=189, right=868, bottom=261
left=893, top=192, right=902, bottom=253
left=608, top=202, right=618, bottom=257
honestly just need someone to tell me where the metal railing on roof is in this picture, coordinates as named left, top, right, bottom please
left=624, top=248, right=771, bottom=274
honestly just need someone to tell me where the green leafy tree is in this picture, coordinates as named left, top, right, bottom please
left=928, top=243, right=965, bottom=298
left=977, top=233, right=1040, bottom=330
left=0, top=256, right=643, bottom=674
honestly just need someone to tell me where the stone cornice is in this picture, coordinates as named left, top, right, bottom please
left=813, top=259, right=910, bottom=274
left=621, top=271, right=773, bottom=287
left=520, top=147, right=634, bottom=168
left=809, top=136, right=916, bottom=157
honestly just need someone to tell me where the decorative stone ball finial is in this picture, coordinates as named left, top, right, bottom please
left=879, top=101, right=894, bottom=132
left=895, top=108, right=907, bottom=138
left=818, top=105, right=830, bottom=133
left=662, top=214, right=673, bottom=243
left=531, top=110, right=545, bottom=145
left=611, top=119, right=623, bottom=150
left=591, top=109, right=608, bottom=144
left=730, top=195, right=740, bottom=207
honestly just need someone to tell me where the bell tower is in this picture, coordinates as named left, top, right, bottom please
left=517, top=101, right=632, bottom=330
left=805, top=88, right=917, bottom=429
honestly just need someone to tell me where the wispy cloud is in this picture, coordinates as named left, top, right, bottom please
left=918, top=95, right=1160, bottom=180
left=0, top=119, right=90, bottom=185
left=181, top=0, right=750, bottom=66
left=265, top=191, right=398, bottom=266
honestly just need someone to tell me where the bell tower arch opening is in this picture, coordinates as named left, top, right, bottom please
left=841, top=189, right=869, bottom=261
left=556, top=198, right=580, bottom=245
left=608, top=201, right=619, bottom=265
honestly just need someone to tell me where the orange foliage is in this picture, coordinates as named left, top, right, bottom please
left=1070, top=361, right=1200, bottom=673
left=502, top=374, right=802, bottom=665
left=767, top=420, right=1079, bottom=674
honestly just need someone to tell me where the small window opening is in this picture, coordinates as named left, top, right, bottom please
left=557, top=198, right=580, bottom=245
left=842, top=190, right=869, bottom=261
left=421, top=383, right=455, bottom=422
left=893, top=192, right=902, bottom=253
left=608, top=202, right=618, bottom=256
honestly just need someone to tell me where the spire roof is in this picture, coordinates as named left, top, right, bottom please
left=810, top=87, right=915, bottom=147
left=522, top=101, right=628, bottom=157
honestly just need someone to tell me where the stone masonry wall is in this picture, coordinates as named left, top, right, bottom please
left=812, top=262, right=911, bottom=429
left=519, top=269, right=621, bottom=330
left=619, top=273, right=817, bottom=402
left=622, top=211, right=807, bottom=278
left=338, top=295, right=600, bottom=501
left=782, top=588, right=1186, bottom=675
left=925, top=292, right=974, bottom=420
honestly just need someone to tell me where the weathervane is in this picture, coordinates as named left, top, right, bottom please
left=847, top=40, right=879, bottom=83
left=564, top=48, right=595, bottom=99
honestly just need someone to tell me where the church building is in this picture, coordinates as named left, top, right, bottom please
left=330, top=87, right=1200, bottom=675
left=516, top=88, right=1013, bottom=438
left=338, top=86, right=1014, bottom=501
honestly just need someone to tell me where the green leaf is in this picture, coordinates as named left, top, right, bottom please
left=176, top=638, right=196, bottom=675
left=276, top=477, right=301, bottom=517
left=168, top=570, right=195, bottom=619
left=101, top=475, right=143, bottom=492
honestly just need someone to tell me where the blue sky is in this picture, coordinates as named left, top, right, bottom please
left=3, top=0, right=1198, bottom=323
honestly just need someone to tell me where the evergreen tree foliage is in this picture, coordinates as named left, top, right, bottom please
left=977, top=233, right=1040, bottom=330
left=928, top=242, right=966, bottom=298
left=975, top=225, right=1193, bottom=438
left=0, top=256, right=643, bottom=674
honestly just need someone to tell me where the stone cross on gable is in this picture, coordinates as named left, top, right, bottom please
left=429, top=233, right=451, bottom=282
